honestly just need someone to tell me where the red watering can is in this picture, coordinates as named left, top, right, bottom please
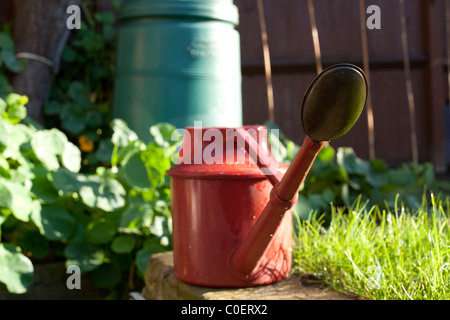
left=167, top=64, right=368, bottom=287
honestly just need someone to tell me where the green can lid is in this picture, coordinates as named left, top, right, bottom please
left=119, top=0, right=239, bottom=25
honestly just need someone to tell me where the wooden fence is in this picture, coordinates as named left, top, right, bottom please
left=235, top=0, right=448, bottom=172
left=2, top=0, right=448, bottom=171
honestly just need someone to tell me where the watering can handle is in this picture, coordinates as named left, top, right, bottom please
left=232, top=129, right=325, bottom=277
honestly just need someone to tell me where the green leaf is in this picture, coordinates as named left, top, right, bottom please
left=0, top=243, right=33, bottom=294
left=136, top=245, right=166, bottom=277
left=94, top=12, right=116, bottom=25
left=0, top=73, right=13, bottom=96
left=94, top=139, right=114, bottom=163
left=366, top=159, right=389, bottom=187
left=44, top=100, right=62, bottom=115
left=1, top=50, right=26, bottom=73
left=40, top=205, right=76, bottom=241
left=31, top=176, right=59, bottom=204
left=90, top=262, right=122, bottom=289
left=120, top=204, right=153, bottom=232
left=111, top=119, right=138, bottom=147
left=61, top=46, right=76, bottom=62
left=0, top=179, right=33, bottom=222
left=149, top=123, right=177, bottom=148
left=68, top=81, right=92, bottom=108
left=51, top=168, right=81, bottom=194
left=79, top=175, right=126, bottom=212
left=318, top=145, right=335, bottom=163
left=31, top=129, right=68, bottom=170
left=61, top=103, right=87, bottom=135
left=64, top=242, right=104, bottom=273
left=0, top=32, right=14, bottom=50
left=85, top=218, right=116, bottom=245
left=111, top=235, right=136, bottom=254
left=123, top=151, right=151, bottom=190
left=336, top=147, right=369, bottom=175
left=20, top=230, right=50, bottom=259
left=141, top=143, right=171, bottom=188
left=61, top=141, right=81, bottom=173
left=0, top=97, right=6, bottom=113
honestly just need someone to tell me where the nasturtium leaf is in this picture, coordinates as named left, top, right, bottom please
left=64, top=242, right=104, bottom=273
left=337, top=147, right=369, bottom=175
left=94, top=139, right=114, bottom=163
left=0, top=119, right=12, bottom=147
left=149, top=123, right=177, bottom=148
left=61, top=141, right=81, bottom=173
left=366, top=159, right=389, bottom=187
left=111, top=235, right=136, bottom=254
left=140, top=143, right=171, bottom=187
left=0, top=73, right=12, bottom=96
left=40, top=205, right=76, bottom=241
left=0, top=97, right=6, bottom=113
left=318, top=145, right=335, bottom=163
left=79, top=175, right=126, bottom=212
left=1, top=50, right=26, bottom=73
left=31, top=176, right=59, bottom=204
left=68, top=81, right=91, bottom=108
left=0, top=243, right=33, bottom=294
left=44, top=100, right=62, bottom=115
left=20, top=230, right=50, bottom=259
left=0, top=32, right=14, bottom=50
left=123, top=152, right=151, bottom=190
left=0, top=180, right=12, bottom=209
left=31, top=129, right=68, bottom=170
left=85, top=218, right=116, bottom=245
left=51, top=168, right=81, bottom=194
left=0, top=179, right=33, bottom=222
left=61, top=103, right=86, bottom=135
left=119, top=204, right=153, bottom=232
left=111, top=119, right=138, bottom=147
left=136, top=244, right=166, bottom=277
left=94, top=12, right=115, bottom=25
left=90, top=262, right=122, bottom=289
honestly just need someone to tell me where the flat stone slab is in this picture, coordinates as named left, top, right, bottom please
left=141, top=251, right=357, bottom=300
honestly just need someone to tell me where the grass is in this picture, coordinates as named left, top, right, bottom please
left=293, top=193, right=450, bottom=300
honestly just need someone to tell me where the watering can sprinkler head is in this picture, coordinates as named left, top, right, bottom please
left=301, top=63, right=368, bottom=142
left=231, top=63, right=368, bottom=278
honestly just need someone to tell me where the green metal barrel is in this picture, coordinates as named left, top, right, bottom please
left=113, top=0, right=243, bottom=141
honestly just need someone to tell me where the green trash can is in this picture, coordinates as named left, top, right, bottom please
left=113, top=0, right=243, bottom=141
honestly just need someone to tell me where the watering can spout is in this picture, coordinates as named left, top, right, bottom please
left=230, top=63, right=368, bottom=278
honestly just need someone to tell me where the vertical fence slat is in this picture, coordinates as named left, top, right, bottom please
left=359, top=0, right=376, bottom=160
left=257, top=0, right=275, bottom=123
left=424, top=0, right=446, bottom=173
left=399, top=0, right=419, bottom=164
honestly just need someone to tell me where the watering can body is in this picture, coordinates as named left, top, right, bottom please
left=167, top=126, right=292, bottom=287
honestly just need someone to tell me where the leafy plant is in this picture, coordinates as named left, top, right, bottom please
left=0, top=93, right=178, bottom=296
left=266, top=121, right=450, bottom=223
left=0, top=24, right=28, bottom=98
left=45, top=0, right=120, bottom=171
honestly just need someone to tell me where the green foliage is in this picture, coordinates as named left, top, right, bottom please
left=0, top=94, right=176, bottom=295
left=45, top=1, right=119, bottom=171
left=266, top=121, right=450, bottom=223
left=0, top=24, right=28, bottom=98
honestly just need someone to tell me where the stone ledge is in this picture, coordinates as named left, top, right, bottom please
left=142, top=251, right=357, bottom=300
